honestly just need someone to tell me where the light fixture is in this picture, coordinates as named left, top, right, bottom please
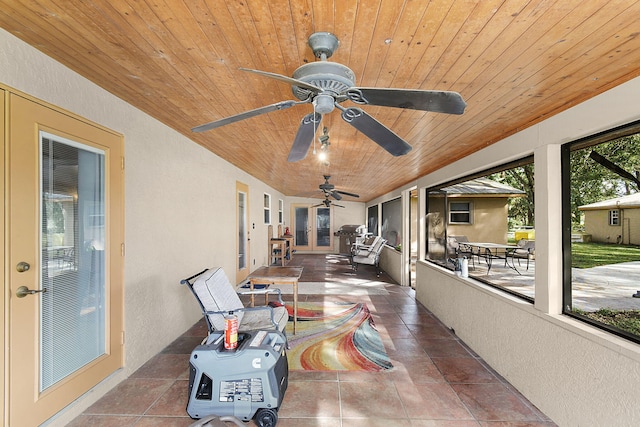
left=313, top=94, right=335, bottom=114
left=317, top=127, right=330, bottom=165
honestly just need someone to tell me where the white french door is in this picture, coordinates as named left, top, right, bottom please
left=291, top=204, right=334, bottom=252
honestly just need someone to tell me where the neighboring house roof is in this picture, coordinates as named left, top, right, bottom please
left=442, top=177, right=526, bottom=197
left=579, top=192, right=640, bottom=210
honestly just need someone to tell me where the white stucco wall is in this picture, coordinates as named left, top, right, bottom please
left=0, top=28, right=357, bottom=425
left=413, top=76, right=640, bottom=425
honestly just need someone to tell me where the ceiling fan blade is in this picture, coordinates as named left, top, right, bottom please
left=330, top=191, right=342, bottom=201
left=240, top=68, right=322, bottom=93
left=335, top=190, right=360, bottom=198
left=288, top=112, right=322, bottom=162
left=192, top=100, right=302, bottom=132
left=334, top=204, right=345, bottom=208
left=340, top=107, right=412, bottom=156
left=346, top=88, right=466, bottom=115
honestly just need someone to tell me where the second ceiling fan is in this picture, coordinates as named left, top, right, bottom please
left=319, top=175, right=359, bottom=201
left=193, top=32, right=466, bottom=161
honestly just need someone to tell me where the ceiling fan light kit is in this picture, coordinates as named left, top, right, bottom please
left=193, top=32, right=466, bottom=162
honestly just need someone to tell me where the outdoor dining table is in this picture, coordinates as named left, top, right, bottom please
left=463, top=242, right=520, bottom=273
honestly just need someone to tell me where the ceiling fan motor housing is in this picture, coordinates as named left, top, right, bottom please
left=291, top=62, right=356, bottom=102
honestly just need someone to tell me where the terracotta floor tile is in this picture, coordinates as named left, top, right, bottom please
left=161, top=335, right=205, bottom=354
left=67, top=254, right=556, bottom=427
left=371, top=311, right=406, bottom=325
left=66, top=414, right=140, bottom=427
left=452, top=383, right=543, bottom=422
left=339, top=381, right=406, bottom=418
left=275, top=418, right=341, bottom=427
left=419, top=339, right=475, bottom=358
left=130, top=353, right=191, bottom=379
left=344, top=418, right=413, bottom=427
left=146, top=380, right=190, bottom=416
left=406, top=323, right=456, bottom=340
left=337, top=370, right=395, bottom=383
left=409, top=420, right=481, bottom=426
left=397, top=382, right=474, bottom=420
left=398, top=311, right=442, bottom=325
left=376, top=323, right=416, bottom=340
left=84, top=378, right=174, bottom=415
left=477, top=422, right=556, bottom=427
left=384, top=337, right=429, bottom=360
left=133, top=417, right=194, bottom=426
left=394, top=357, right=447, bottom=384
left=288, top=370, right=338, bottom=381
left=432, top=357, right=499, bottom=384
left=278, top=381, right=341, bottom=418
left=366, top=301, right=397, bottom=314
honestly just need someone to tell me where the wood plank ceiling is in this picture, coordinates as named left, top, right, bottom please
left=2, top=1, right=640, bottom=202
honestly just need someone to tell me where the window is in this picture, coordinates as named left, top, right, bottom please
left=278, top=199, right=284, bottom=224
left=562, top=121, right=640, bottom=344
left=609, top=209, right=620, bottom=226
left=382, top=198, right=401, bottom=247
left=425, top=157, right=534, bottom=301
left=263, top=193, right=271, bottom=224
left=367, top=205, right=379, bottom=235
left=449, top=201, right=472, bottom=224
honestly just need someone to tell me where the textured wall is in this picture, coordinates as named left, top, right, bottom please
left=0, top=28, right=280, bottom=425
left=414, top=75, right=640, bottom=425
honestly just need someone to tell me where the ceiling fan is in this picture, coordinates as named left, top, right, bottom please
left=319, top=175, right=359, bottom=201
left=192, top=32, right=467, bottom=161
left=313, top=195, right=344, bottom=208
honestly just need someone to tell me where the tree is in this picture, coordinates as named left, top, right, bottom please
left=570, top=134, right=640, bottom=229
left=490, top=164, right=535, bottom=227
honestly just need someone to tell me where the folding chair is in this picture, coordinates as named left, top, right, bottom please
left=181, top=268, right=289, bottom=339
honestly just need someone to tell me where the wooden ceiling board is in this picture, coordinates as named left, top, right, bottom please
left=3, top=0, right=640, bottom=202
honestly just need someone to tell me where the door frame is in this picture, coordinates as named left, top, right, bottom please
left=5, top=90, right=124, bottom=426
left=1, top=88, right=6, bottom=427
left=291, top=203, right=334, bottom=252
left=236, top=181, right=250, bottom=282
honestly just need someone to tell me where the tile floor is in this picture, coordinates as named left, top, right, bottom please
left=68, top=254, right=557, bottom=426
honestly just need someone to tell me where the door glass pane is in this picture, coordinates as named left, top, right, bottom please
left=238, top=192, right=247, bottom=270
left=294, top=207, right=308, bottom=246
left=40, top=132, right=106, bottom=391
left=316, top=207, right=331, bottom=247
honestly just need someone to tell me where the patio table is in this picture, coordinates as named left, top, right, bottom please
left=464, top=242, right=519, bottom=274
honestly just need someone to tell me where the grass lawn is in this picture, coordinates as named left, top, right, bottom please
left=571, top=242, right=640, bottom=268
left=574, top=308, right=640, bottom=336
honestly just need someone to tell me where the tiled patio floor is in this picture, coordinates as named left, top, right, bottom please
left=68, top=254, right=556, bottom=426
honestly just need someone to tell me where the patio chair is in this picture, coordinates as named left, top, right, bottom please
left=510, top=239, right=535, bottom=271
left=181, top=268, right=289, bottom=338
left=448, top=235, right=476, bottom=269
left=352, top=237, right=387, bottom=277
left=350, top=235, right=380, bottom=264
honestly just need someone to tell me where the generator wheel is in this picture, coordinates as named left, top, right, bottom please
left=254, top=408, right=278, bottom=427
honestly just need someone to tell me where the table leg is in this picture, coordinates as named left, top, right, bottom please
left=249, top=279, right=255, bottom=307
left=485, top=248, right=493, bottom=273
left=505, top=249, right=522, bottom=275
left=293, top=280, right=298, bottom=334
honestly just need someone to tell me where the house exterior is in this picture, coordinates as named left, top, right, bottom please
left=443, top=177, right=526, bottom=243
left=579, top=192, right=640, bottom=245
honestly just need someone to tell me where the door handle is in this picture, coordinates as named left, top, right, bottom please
left=16, top=286, right=47, bottom=298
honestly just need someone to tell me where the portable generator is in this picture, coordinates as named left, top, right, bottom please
left=187, top=329, right=288, bottom=427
